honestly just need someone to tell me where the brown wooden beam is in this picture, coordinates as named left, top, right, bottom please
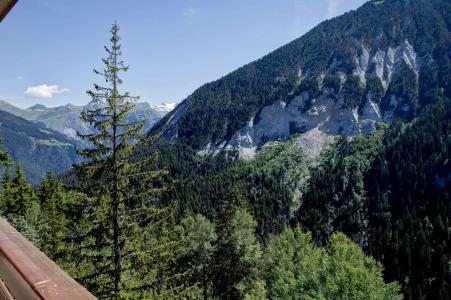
left=0, top=277, right=14, bottom=300
left=0, top=217, right=97, bottom=300
left=0, top=0, right=17, bottom=23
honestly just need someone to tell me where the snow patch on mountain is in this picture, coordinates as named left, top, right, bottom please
left=151, top=102, right=178, bottom=113
left=0, top=100, right=174, bottom=143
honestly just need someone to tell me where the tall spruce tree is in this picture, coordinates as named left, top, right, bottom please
left=74, top=21, right=169, bottom=299
left=0, top=138, right=9, bottom=169
left=0, top=166, right=11, bottom=214
left=212, top=187, right=263, bottom=299
left=1, top=162, right=41, bottom=245
left=0, top=142, right=11, bottom=214
left=38, top=172, right=68, bottom=261
left=9, top=163, right=35, bottom=217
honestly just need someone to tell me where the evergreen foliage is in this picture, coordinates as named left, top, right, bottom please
left=177, top=214, right=218, bottom=299
left=211, top=188, right=262, bottom=299
left=135, top=137, right=307, bottom=239
left=0, top=148, right=42, bottom=246
left=38, top=172, right=68, bottom=261
left=151, top=0, right=450, bottom=150
left=71, top=22, right=174, bottom=299
left=0, top=2, right=447, bottom=298
left=0, top=104, right=410, bottom=300
left=264, top=226, right=402, bottom=300
left=297, top=98, right=450, bottom=299
left=8, top=164, right=36, bottom=217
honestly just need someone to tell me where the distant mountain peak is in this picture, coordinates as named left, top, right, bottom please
left=64, top=103, right=79, bottom=108
left=27, top=104, right=48, bottom=111
left=0, top=99, right=174, bottom=142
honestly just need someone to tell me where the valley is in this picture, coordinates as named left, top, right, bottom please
left=0, top=0, right=449, bottom=299
left=0, top=99, right=176, bottom=141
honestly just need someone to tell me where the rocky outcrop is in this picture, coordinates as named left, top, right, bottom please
left=197, top=40, right=422, bottom=158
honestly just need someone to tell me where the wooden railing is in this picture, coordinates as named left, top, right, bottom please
left=0, top=217, right=97, bottom=300
left=0, top=2, right=96, bottom=297
left=0, top=0, right=17, bottom=22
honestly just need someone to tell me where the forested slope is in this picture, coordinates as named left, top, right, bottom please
left=297, top=98, right=450, bottom=299
left=137, top=97, right=450, bottom=299
left=0, top=110, right=78, bottom=184
left=134, top=137, right=308, bottom=238
left=152, top=0, right=450, bottom=153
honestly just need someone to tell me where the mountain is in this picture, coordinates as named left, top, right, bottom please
left=2, top=1, right=448, bottom=299
left=152, top=0, right=450, bottom=157
left=0, top=110, right=78, bottom=184
left=297, top=98, right=450, bottom=299
left=139, top=2, right=450, bottom=297
left=0, top=100, right=176, bottom=142
left=142, top=99, right=450, bottom=299
left=151, top=102, right=178, bottom=113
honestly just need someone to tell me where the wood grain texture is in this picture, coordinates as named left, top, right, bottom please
left=0, top=217, right=97, bottom=300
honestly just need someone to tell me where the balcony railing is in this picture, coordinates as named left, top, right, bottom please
left=0, top=0, right=17, bottom=22
left=0, top=217, right=97, bottom=300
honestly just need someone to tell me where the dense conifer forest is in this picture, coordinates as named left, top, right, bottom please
left=3, top=98, right=448, bottom=299
left=297, top=99, right=450, bottom=299
left=0, top=0, right=450, bottom=299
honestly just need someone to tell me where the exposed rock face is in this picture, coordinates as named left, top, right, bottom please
left=371, top=40, right=421, bottom=89
left=297, top=128, right=334, bottom=159
left=154, top=0, right=449, bottom=159
left=198, top=40, right=421, bottom=158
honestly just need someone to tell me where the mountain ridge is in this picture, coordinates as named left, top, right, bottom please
left=0, top=99, right=176, bottom=141
left=151, top=0, right=450, bottom=157
left=0, top=109, right=78, bottom=184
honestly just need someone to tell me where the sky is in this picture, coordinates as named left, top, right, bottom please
left=0, top=0, right=367, bottom=108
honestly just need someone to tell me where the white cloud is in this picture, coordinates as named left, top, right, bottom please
left=24, top=84, right=70, bottom=99
left=181, top=7, right=197, bottom=17
left=17, top=76, right=23, bottom=80
left=326, top=0, right=340, bottom=19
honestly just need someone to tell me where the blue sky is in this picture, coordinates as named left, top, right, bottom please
left=0, top=0, right=367, bottom=108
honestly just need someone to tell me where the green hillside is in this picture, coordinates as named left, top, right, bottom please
left=0, top=110, right=78, bottom=184
left=0, top=1, right=449, bottom=299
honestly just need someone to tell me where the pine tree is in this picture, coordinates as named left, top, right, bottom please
left=0, top=145, right=8, bottom=166
left=212, top=187, right=262, bottom=299
left=0, top=160, right=12, bottom=214
left=1, top=163, right=41, bottom=245
left=8, top=163, right=35, bottom=217
left=74, top=21, right=171, bottom=299
left=38, top=172, right=68, bottom=260
left=0, top=139, right=11, bottom=215
left=178, top=214, right=217, bottom=299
